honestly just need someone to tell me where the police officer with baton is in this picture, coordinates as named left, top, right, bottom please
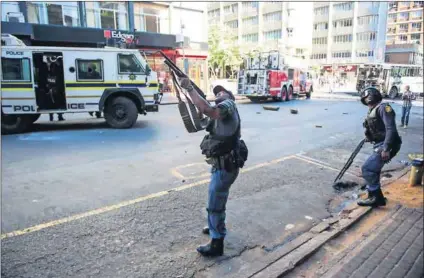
left=359, top=87, right=402, bottom=207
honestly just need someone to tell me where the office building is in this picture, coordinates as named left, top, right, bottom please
left=207, top=1, right=313, bottom=68
left=310, top=1, right=389, bottom=66
left=385, top=1, right=423, bottom=65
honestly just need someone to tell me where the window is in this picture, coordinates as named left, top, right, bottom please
left=388, top=13, right=397, bottom=22
left=311, top=53, right=327, bottom=59
left=242, top=16, right=258, bottom=26
left=332, top=51, right=352, bottom=58
left=314, top=22, right=328, bottom=30
left=225, top=20, right=238, bottom=29
left=358, top=15, right=378, bottom=25
left=263, top=29, right=282, bottom=41
left=411, top=33, right=421, bottom=40
left=356, top=50, right=374, bottom=57
left=76, top=60, right=103, bottom=81
left=242, top=33, right=258, bottom=42
left=1, top=58, right=31, bottom=81
left=399, top=12, right=409, bottom=21
left=333, top=18, right=353, bottom=28
left=314, top=6, right=329, bottom=15
left=118, top=54, right=144, bottom=74
left=312, top=37, right=328, bottom=44
left=85, top=2, right=128, bottom=30
left=356, top=32, right=377, bottom=41
left=411, top=10, right=423, bottom=19
left=399, top=34, right=408, bottom=41
left=412, top=22, right=422, bottom=29
left=333, top=2, right=353, bottom=11
left=398, top=23, right=409, bottom=32
left=223, top=4, right=238, bottom=14
left=242, top=1, right=258, bottom=10
left=263, top=11, right=282, bottom=22
left=26, top=2, right=80, bottom=26
left=333, top=34, right=352, bottom=43
left=208, top=9, right=220, bottom=18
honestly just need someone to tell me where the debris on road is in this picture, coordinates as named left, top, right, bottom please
left=343, top=113, right=348, bottom=115
left=290, top=109, right=298, bottom=114
left=263, top=105, right=280, bottom=111
left=315, top=125, right=323, bottom=128
left=332, top=181, right=359, bottom=191
left=256, top=112, right=261, bottom=114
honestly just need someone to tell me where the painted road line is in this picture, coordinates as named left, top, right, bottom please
left=293, top=155, right=358, bottom=177
left=1, top=154, right=295, bottom=239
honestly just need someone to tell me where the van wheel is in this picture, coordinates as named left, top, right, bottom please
left=389, top=87, right=398, bottom=99
left=104, top=96, right=138, bottom=129
left=1, top=113, right=33, bottom=134
left=29, top=114, right=41, bottom=123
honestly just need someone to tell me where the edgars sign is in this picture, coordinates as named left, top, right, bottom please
left=104, top=30, right=135, bottom=43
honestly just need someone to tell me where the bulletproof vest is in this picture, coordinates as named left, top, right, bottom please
left=200, top=109, right=240, bottom=158
left=365, top=103, right=386, bottom=143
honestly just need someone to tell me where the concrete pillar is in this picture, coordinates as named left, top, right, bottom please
left=258, top=2, right=263, bottom=44
left=351, top=1, right=358, bottom=63
left=327, top=4, right=333, bottom=64
left=78, top=2, right=86, bottom=27
left=128, top=2, right=135, bottom=31
left=18, top=2, right=28, bottom=23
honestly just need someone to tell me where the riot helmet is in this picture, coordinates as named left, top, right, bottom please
left=360, top=86, right=382, bottom=106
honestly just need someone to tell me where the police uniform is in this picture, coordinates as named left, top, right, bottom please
left=360, top=87, right=402, bottom=207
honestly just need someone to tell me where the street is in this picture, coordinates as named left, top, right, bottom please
left=2, top=97, right=423, bottom=277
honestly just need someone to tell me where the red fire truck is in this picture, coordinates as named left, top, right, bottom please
left=237, top=51, right=314, bottom=102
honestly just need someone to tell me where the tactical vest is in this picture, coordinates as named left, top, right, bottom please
left=365, top=103, right=386, bottom=143
left=200, top=110, right=240, bottom=158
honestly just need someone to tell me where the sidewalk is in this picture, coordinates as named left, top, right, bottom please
left=285, top=173, right=424, bottom=278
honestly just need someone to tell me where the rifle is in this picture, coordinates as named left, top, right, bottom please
left=334, top=139, right=366, bottom=183
left=155, top=51, right=209, bottom=133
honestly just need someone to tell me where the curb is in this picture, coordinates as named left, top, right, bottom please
left=249, top=206, right=372, bottom=278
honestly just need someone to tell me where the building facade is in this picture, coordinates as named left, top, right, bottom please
left=310, top=1, right=388, bottom=65
left=385, top=1, right=423, bottom=65
left=207, top=1, right=313, bottom=68
left=1, top=1, right=209, bottom=91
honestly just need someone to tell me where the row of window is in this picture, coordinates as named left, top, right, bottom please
left=357, top=32, right=377, bottom=41
left=332, top=51, right=352, bottom=58
left=208, top=9, right=220, bottom=18
left=333, top=34, right=353, bottom=43
left=242, top=1, right=259, bottom=10
left=263, top=11, right=282, bottom=22
left=333, top=2, right=353, bottom=11
left=356, top=50, right=374, bottom=57
left=1, top=54, right=144, bottom=82
left=312, top=37, right=328, bottom=45
left=242, top=16, right=258, bottom=26
left=242, top=33, right=258, bottom=42
left=263, top=29, right=282, bottom=41
left=314, top=6, right=329, bottom=16
left=358, top=15, right=378, bottom=25
left=225, top=20, right=238, bottom=29
left=333, top=18, right=352, bottom=28
left=223, top=4, right=238, bottom=15
left=314, top=22, right=328, bottom=31
left=310, top=53, right=327, bottom=59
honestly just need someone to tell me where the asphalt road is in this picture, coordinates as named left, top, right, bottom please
left=2, top=97, right=423, bottom=277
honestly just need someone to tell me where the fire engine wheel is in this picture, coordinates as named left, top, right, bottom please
left=278, top=87, right=287, bottom=102
left=286, top=86, right=294, bottom=101
left=1, top=113, right=33, bottom=135
left=104, top=96, right=138, bottom=129
left=306, top=87, right=312, bottom=99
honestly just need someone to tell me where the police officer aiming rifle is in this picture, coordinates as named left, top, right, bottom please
left=359, top=87, right=402, bottom=207
left=178, top=79, right=247, bottom=257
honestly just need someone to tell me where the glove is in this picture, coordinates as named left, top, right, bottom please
left=179, top=77, right=193, bottom=91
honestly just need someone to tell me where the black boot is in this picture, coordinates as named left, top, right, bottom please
left=58, top=114, right=65, bottom=121
left=202, top=226, right=209, bottom=235
left=197, top=238, right=224, bottom=257
left=357, top=189, right=386, bottom=207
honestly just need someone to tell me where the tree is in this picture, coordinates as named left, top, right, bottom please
left=208, top=25, right=242, bottom=79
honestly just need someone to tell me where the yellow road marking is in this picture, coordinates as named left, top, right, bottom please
left=170, top=162, right=211, bottom=180
left=0, top=153, right=328, bottom=239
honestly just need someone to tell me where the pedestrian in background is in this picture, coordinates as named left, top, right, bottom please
left=400, top=85, right=416, bottom=129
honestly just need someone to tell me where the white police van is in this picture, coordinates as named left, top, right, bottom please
left=1, top=34, right=160, bottom=134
